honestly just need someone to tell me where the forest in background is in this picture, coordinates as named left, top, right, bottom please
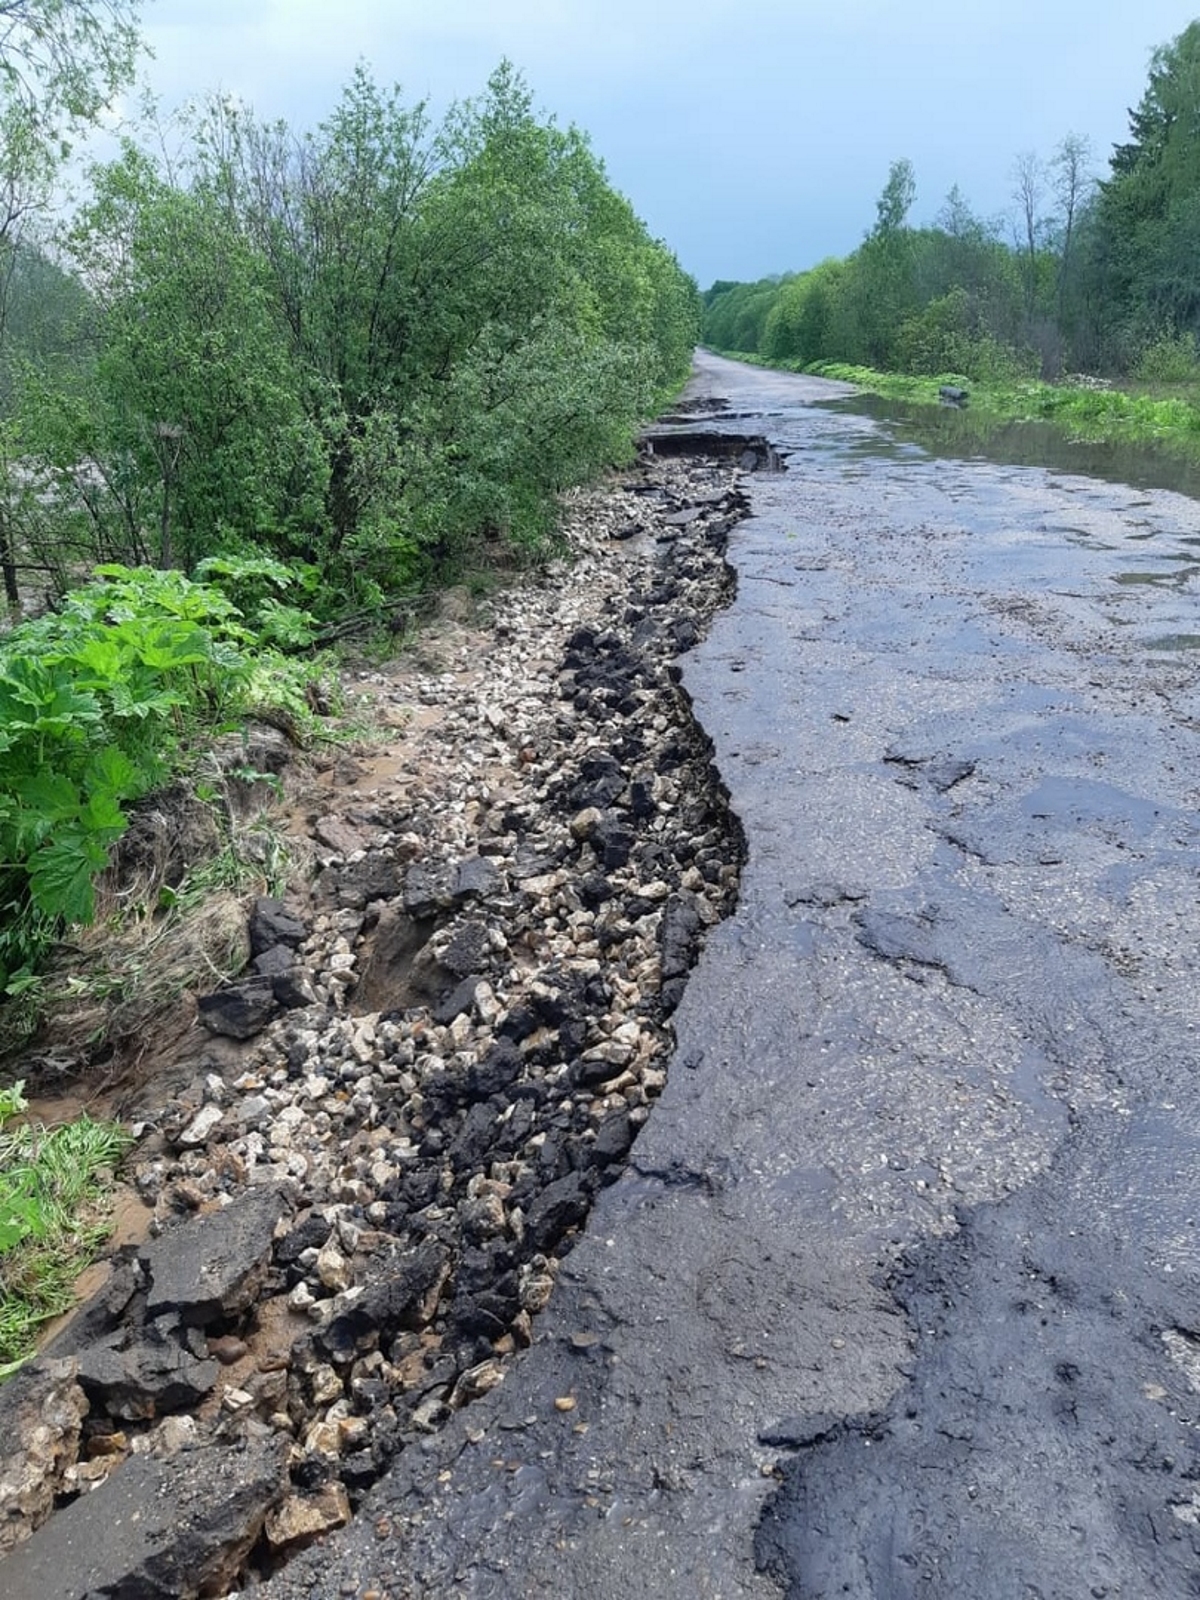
left=703, top=20, right=1200, bottom=390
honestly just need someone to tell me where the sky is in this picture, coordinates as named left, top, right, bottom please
left=127, top=0, right=1200, bottom=288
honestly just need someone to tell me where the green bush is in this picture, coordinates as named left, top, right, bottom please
left=0, top=565, right=325, bottom=990
left=1133, top=330, right=1200, bottom=386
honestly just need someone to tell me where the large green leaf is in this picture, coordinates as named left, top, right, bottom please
left=14, top=773, right=80, bottom=827
left=27, top=831, right=110, bottom=924
left=82, top=746, right=140, bottom=799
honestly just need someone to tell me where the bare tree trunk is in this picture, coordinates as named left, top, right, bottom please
left=0, top=504, right=19, bottom=611
left=1053, top=134, right=1093, bottom=324
left=1012, top=150, right=1045, bottom=317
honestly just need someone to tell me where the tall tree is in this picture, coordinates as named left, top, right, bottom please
left=873, top=157, right=916, bottom=237
left=0, top=0, right=144, bottom=608
left=1011, top=149, right=1046, bottom=313
left=1051, top=132, right=1093, bottom=315
left=1092, top=22, right=1200, bottom=351
left=855, top=159, right=918, bottom=365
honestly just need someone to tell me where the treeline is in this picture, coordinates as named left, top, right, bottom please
left=0, top=33, right=700, bottom=996
left=0, top=62, right=699, bottom=618
left=704, top=20, right=1200, bottom=386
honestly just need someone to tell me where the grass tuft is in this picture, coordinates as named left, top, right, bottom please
left=0, top=1080, right=132, bottom=1372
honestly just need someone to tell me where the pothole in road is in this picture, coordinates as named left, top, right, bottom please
left=642, top=427, right=785, bottom=473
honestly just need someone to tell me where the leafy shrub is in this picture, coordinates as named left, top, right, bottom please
left=1133, top=330, right=1200, bottom=386
left=0, top=565, right=324, bottom=991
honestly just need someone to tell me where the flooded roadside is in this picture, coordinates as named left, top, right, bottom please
left=821, top=385, right=1200, bottom=501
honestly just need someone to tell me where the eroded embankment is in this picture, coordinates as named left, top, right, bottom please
left=0, top=440, right=754, bottom=1597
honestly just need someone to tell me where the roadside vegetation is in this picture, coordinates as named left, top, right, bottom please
left=0, top=2, right=699, bottom=1361
left=0, top=7, right=698, bottom=1001
left=703, top=20, right=1200, bottom=458
left=0, top=1078, right=131, bottom=1371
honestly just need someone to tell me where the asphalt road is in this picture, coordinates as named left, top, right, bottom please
left=268, top=353, right=1200, bottom=1599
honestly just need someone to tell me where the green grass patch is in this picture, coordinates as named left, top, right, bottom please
left=804, top=361, right=1200, bottom=457
left=706, top=346, right=1200, bottom=460
left=0, top=1079, right=132, bottom=1374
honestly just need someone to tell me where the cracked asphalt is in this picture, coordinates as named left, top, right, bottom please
left=267, top=353, right=1200, bottom=1598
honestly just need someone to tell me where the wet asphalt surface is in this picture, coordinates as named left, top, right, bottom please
left=268, top=353, right=1200, bottom=1598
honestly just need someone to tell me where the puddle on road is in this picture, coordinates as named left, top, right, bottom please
left=1113, top=570, right=1187, bottom=586
left=820, top=391, right=1200, bottom=501
left=1145, top=631, right=1200, bottom=651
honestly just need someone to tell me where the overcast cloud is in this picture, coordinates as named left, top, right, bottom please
left=133, top=1, right=1200, bottom=287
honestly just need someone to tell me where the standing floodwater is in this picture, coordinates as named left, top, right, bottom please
left=262, top=351, right=1200, bottom=1598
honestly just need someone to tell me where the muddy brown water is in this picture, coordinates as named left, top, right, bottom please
left=255, top=352, right=1200, bottom=1597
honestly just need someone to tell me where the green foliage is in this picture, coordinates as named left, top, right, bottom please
left=0, top=2, right=143, bottom=137
left=1063, top=23, right=1200, bottom=365
left=704, top=145, right=1049, bottom=379
left=806, top=361, right=1200, bottom=459
left=893, top=288, right=1036, bottom=383
left=194, top=552, right=322, bottom=648
left=0, top=49, right=694, bottom=1013
left=0, top=564, right=329, bottom=988
left=1133, top=329, right=1200, bottom=386
left=0, top=1079, right=132, bottom=1370
left=5, top=61, right=697, bottom=622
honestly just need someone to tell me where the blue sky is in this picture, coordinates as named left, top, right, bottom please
left=133, top=1, right=1200, bottom=287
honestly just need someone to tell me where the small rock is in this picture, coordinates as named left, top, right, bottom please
left=315, top=1243, right=352, bottom=1293
left=250, top=898, right=308, bottom=954
left=264, top=1483, right=351, bottom=1551
left=273, top=969, right=318, bottom=1010
left=450, top=1359, right=505, bottom=1409
left=155, top=1415, right=198, bottom=1455
left=520, top=1274, right=555, bottom=1315
left=570, top=807, right=604, bottom=842
left=314, top=816, right=369, bottom=855
left=252, top=944, right=296, bottom=979
left=197, top=977, right=278, bottom=1040
left=178, top=1103, right=224, bottom=1147
left=207, top=1335, right=249, bottom=1367
left=309, top=1364, right=344, bottom=1407
left=85, top=1431, right=128, bottom=1458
